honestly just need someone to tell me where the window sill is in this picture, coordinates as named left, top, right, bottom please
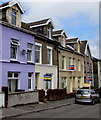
left=10, top=60, right=20, bottom=63
left=27, top=62, right=35, bottom=65
left=59, top=69, right=68, bottom=72
left=35, top=63, right=42, bottom=65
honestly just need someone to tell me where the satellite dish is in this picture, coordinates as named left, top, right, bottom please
left=22, top=49, right=27, bottom=55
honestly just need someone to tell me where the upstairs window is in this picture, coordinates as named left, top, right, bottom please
left=78, top=59, right=81, bottom=71
left=47, top=28, right=51, bottom=39
left=61, top=36, right=65, bottom=47
left=62, top=56, right=66, bottom=70
left=27, top=43, right=33, bottom=62
left=47, top=46, right=52, bottom=65
left=10, top=40, right=20, bottom=61
left=11, top=9, right=17, bottom=25
left=69, top=57, right=75, bottom=70
left=35, top=43, right=42, bottom=64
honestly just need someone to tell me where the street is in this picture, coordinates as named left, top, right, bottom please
left=15, top=103, right=100, bottom=118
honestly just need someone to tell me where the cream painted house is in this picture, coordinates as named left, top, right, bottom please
left=53, top=31, right=84, bottom=93
left=27, top=18, right=59, bottom=92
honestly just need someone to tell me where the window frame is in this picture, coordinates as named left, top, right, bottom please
left=61, top=77, right=67, bottom=89
left=8, top=72, right=19, bottom=93
left=47, top=46, right=52, bottom=65
left=27, top=43, right=33, bottom=62
left=10, top=40, right=20, bottom=61
left=47, top=28, right=51, bottom=39
left=78, top=59, right=81, bottom=71
left=11, top=9, right=17, bottom=25
left=69, top=57, right=75, bottom=70
left=35, top=42, right=42, bottom=64
left=28, top=73, right=33, bottom=90
left=62, top=55, right=66, bottom=70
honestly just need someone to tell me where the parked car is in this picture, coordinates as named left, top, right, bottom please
left=75, top=89, right=100, bottom=105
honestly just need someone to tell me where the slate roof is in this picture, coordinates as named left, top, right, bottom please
left=53, top=30, right=63, bottom=35
left=27, top=18, right=54, bottom=28
left=66, top=38, right=79, bottom=43
left=0, top=2, right=9, bottom=8
left=0, top=0, right=24, bottom=14
left=52, top=30, right=67, bottom=38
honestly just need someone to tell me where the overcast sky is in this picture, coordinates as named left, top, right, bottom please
left=0, top=0, right=100, bottom=58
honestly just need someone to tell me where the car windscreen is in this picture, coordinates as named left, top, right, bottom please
left=76, top=90, right=90, bottom=95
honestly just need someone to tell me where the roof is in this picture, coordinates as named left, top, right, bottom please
left=27, top=18, right=54, bottom=28
left=66, top=38, right=80, bottom=44
left=80, top=40, right=88, bottom=54
left=0, top=0, right=24, bottom=14
left=92, top=57, right=101, bottom=62
left=0, top=21, right=36, bottom=36
left=52, top=30, right=67, bottom=38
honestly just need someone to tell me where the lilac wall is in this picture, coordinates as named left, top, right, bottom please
left=0, top=24, right=35, bottom=91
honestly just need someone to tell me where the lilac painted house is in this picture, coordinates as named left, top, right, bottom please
left=0, top=0, right=35, bottom=93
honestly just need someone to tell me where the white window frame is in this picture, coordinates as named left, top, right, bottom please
left=61, top=35, right=65, bottom=47
left=62, top=56, right=66, bottom=70
left=28, top=73, right=33, bottom=90
left=11, top=9, right=17, bottom=25
left=47, top=28, right=51, bottom=39
left=78, top=59, right=81, bottom=71
left=35, top=42, right=42, bottom=64
left=47, top=46, right=52, bottom=65
left=10, top=40, right=20, bottom=61
left=8, top=72, right=19, bottom=93
left=27, top=43, right=33, bottom=62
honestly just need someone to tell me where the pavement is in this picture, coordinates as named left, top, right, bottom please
left=0, top=98, right=75, bottom=119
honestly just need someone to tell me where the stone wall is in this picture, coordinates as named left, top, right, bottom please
left=8, top=90, right=39, bottom=107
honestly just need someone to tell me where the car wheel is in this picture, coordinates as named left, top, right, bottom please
left=92, top=100, right=95, bottom=105
left=75, top=100, right=77, bottom=104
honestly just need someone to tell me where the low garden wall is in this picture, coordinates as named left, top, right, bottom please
left=47, top=88, right=67, bottom=101
left=8, top=90, right=39, bottom=107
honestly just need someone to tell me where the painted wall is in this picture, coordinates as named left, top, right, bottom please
left=59, top=49, right=84, bottom=93
left=35, top=64, right=58, bottom=90
left=0, top=24, right=35, bottom=91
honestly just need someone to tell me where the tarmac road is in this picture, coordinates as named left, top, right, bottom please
left=15, top=102, right=100, bottom=118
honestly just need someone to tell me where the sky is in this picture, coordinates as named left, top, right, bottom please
left=0, top=0, right=100, bottom=58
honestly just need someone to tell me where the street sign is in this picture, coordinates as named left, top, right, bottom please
left=69, top=65, right=74, bottom=70
left=44, top=74, right=52, bottom=81
left=88, top=77, right=93, bottom=81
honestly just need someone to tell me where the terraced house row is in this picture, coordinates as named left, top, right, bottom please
left=0, top=0, right=101, bottom=96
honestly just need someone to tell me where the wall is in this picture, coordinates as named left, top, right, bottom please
left=35, top=64, right=58, bottom=90
left=0, top=92, right=5, bottom=108
left=0, top=24, right=35, bottom=91
left=59, top=49, right=84, bottom=93
left=8, top=90, right=38, bottom=107
left=35, top=38, right=58, bottom=66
